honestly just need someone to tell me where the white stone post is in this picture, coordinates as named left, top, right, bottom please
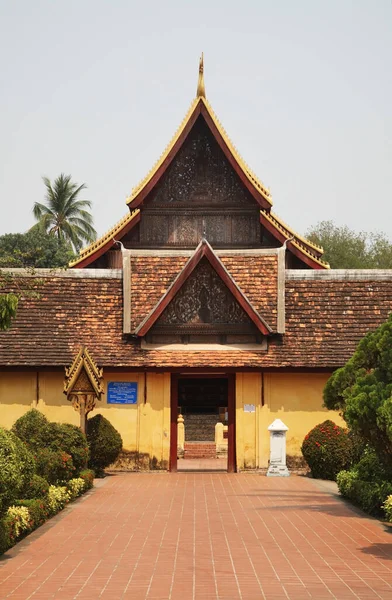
left=266, top=418, right=290, bottom=477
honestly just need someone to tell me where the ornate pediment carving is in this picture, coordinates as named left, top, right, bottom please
left=147, top=116, right=255, bottom=207
left=135, top=239, right=272, bottom=341
left=157, top=259, right=250, bottom=328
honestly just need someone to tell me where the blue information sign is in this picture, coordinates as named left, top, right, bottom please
left=107, top=382, right=138, bottom=404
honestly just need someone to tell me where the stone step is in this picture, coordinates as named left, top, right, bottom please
left=184, top=442, right=216, bottom=459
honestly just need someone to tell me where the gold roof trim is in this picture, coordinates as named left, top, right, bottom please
left=261, top=210, right=329, bottom=268
left=127, top=96, right=272, bottom=207
left=69, top=210, right=140, bottom=267
left=63, top=346, right=104, bottom=399
left=202, top=97, right=272, bottom=203
left=261, top=210, right=324, bottom=254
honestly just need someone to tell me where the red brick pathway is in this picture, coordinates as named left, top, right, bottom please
left=1, top=474, right=392, bottom=599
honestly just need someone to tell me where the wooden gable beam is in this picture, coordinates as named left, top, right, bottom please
left=134, top=239, right=273, bottom=337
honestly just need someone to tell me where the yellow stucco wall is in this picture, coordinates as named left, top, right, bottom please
left=0, top=371, right=37, bottom=429
left=234, top=372, right=345, bottom=469
left=236, top=372, right=261, bottom=470
left=259, top=372, right=345, bottom=467
left=0, top=370, right=170, bottom=468
left=0, top=369, right=344, bottom=471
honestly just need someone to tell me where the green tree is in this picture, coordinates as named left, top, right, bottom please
left=33, top=174, right=97, bottom=252
left=306, top=221, right=392, bottom=269
left=324, top=313, right=392, bottom=465
left=0, top=230, right=75, bottom=269
left=0, top=292, right=18, bottom=331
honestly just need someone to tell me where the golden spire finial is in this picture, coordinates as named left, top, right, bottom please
left=196, top=53, right=205, bottom=98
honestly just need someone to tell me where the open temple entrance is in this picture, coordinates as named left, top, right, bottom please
left=170, top=374, right=236, bottom=472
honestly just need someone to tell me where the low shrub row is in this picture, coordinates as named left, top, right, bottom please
left=336, top=448, right=392, bottom=517
left=0, top=409, right=122, bottom=555
left=0, top=474, right=94, bottom=554
left=301, top=421, right=392, bottom=522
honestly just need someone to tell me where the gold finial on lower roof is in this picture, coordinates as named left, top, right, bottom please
left=196, top=53, right=205, bottom=98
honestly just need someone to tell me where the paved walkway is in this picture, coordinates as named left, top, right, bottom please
left=1, top=474, right=392, bottom=600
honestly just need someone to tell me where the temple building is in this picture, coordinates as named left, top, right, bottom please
left=1, top=58, right=392, bottom=472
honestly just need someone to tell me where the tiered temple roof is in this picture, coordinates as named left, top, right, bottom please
left=71, top=57, right=328, bottom=270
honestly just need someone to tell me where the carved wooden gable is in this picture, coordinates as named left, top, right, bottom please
left=138, top=116, right=261, bottom=248
left=148, top=116, right=254, bottom=206
left=155, top=258, right=252, bottom=331
left=135, top=239, right=272, bottom=344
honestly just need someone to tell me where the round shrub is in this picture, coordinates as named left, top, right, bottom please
left=6, top=506, right=31, bottom=539
left=47, top=423, right=89, bottom=473
left=23, top=475, right=49, bottom=499
left=0, top=427, right=36, bottom=513
left=35, top=448, right=75, bottom=484
left=66, top=477, right=86, bottom=499
left=46, top=485, right=71, bottom=516
left=301, top=420, right=353, bottom=480
left=14, top=499, right=49, bottom=528
left=86, top=415, right=122, bottom=474
left=12, top=409, right=50, bottom=451
left=12, top=412, right=89, bottom=475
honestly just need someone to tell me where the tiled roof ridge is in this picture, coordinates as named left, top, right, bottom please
left=69, top=210, right=139, bottom=267
left=0, top=268, right=122, bottom=278
left=286, top=269, right=392, bottom=280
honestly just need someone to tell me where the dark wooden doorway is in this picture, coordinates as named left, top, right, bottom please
left=170, top=373, right=236, bottom=472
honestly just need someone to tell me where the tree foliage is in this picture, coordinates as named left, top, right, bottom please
left=306, top=221, right=392, bottom=269
left=0, top=293, right=19, bottom=331
left=0, top=228, right=69, bottom=331
left=324, top=313, right=392, bottom=464
left=0, top=229, right=75, bottom=269
left=0, top=265, right=43, bottom=332
left=33, top=174, right=97, bottom=252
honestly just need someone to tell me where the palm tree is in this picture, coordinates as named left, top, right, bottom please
left=33, top=174, right=97, bottom=252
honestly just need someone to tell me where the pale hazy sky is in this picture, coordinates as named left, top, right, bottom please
left=0, top=0, right=391, bottom=242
